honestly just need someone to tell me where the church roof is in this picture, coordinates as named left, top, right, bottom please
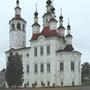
left=56, top=49, right=81, bottom=55
left=9, top=15, right=26, bottom=23
left=5, top=47, right=31, bottom=53
left=64, top=44, right=74, bottom=51
left=31, top=26, right=61, bottom=40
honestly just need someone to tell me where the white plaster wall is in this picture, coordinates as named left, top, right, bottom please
left=43, top=15, right=51, bottom=27
left=50, top=22, right=57, bottom=30
left=32, top=26, right=40, bottom=34
left=9, top=20, right=26, bottom=49
left=30, top=36, right=57, bottom=87
left=15, top=8, right=21, bottom=16
left=56, top=51, right=81, bottom=86
left=66, top=37, right=72, bottom=45
left=5, top=35, right=81, bottom=88
left=10, top=31, right=26, bottom=49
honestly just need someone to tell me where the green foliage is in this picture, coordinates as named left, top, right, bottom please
left=5, top=49, right=24, bottom=88
left=81, top=62, right=90, bottom=85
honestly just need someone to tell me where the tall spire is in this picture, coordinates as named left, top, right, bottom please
left=58, top=8, right=65, bottom=36
left=59, top=8, right=64, bottom=27
left=49, top=2, right=57, bottom=30
left=67, top=19, right=72, bottom=36
left=34, top=3, right=39, bottom=23
left=64, top=19, right=74, bottom=51
left=46, top=0, right=52, bottom=12
left=32, top=3, right=40, bottom=34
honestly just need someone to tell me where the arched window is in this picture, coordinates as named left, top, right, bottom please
left=17, top=23, right=21, bottom=30
left=12, top=23, right=15, bottom=30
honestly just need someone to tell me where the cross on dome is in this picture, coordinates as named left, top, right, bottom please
left=34, top=3, right=38, bottom=17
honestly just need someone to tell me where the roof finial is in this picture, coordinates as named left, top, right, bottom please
left=60, top=8, right=62, bottom=16
left=68, top=18, right=70, bottom=25
left=35, top=3, right=37, bottom=12
left=67, top=18, right=71, bottom=30
left=34, top=3, right=38, bottom=17
left=59, top=8, right=63, bottom=21
left=16, top=0, right=19, bottom=7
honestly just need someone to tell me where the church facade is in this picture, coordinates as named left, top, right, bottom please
left=5, top=0, right=81, bottom=87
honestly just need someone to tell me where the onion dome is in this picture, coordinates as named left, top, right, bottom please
left=46, top=0, right=52, bottom=5
left=66, top=20, right=72, bottom=37
left=65, top=20, right=74, bottom=51
left=67, top=23, right=71, bottom=30
left=59, top=14, right=63, bottom=20
left=51, top=7, right=55, bottom=13
left=16, top=0, right=19, bottom=4
left=58, top=9, right=65, bottom=30
left=34, top=11, right=38, bottom=17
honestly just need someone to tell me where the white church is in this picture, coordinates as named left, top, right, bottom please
left=5, top=0, right=81, bottom=87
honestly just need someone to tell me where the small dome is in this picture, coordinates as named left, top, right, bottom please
left=46, top=0, right=52, bottom=5
left=34, top=11, right=38, bottom=17
left=51, top=7, right=55, bottom=13
left=59, top=15, right=63, bottom=20
left=67, top=24, right=71, bottom=30
left=16, top=0, right=19, bottom=4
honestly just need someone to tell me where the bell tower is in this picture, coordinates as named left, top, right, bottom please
left=9, top=0, right=27, bottom=49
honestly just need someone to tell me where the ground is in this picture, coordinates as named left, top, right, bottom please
left=0, top=86, right=90, bottom=90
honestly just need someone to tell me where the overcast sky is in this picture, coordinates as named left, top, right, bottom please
left=0, top=0, right=90, bottom=71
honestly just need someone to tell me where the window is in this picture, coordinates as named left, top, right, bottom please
left=41, top=82, right=43, bottom=86
left=26, top=65, right=29, bottom=73
left=47, top=45, right=50, bottom=55
left=27, top=82, right=29, bottom=86
left=34, top=64, right=38, bottom=73
left=47, top=81, right=50, bottom=87
left=60, top=62, right=64, bottom=71
left=23, top=41, right=25, bottom=46
left=47, top=63, right=50, bottom=73
left=26, top=53, right=29, bottom=57
left=72, top=81, right=75, bottom=86
left=17, top=23, right=21, bottom=30
left=46, top=18, right=48, bottom=23
left=35, top=82, right=37, bottom=86
left=61, top=82, right=63, bottom=86
left=34, top=47, right=37, bottom=56
left=23, top=24, right=25, bottom=31
left=71, top=62, right=74, bottom=71
left=40, top=64, right=44, bottom=73
left=12, top=23, right=15, bottom=30
left=40, top=46, right=43, bottom=56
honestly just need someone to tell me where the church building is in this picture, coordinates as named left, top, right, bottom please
left=5, top=0, right=81, bottom=87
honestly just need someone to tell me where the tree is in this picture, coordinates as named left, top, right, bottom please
left=14, top=53, right=24, bottom=88
left=5, top=50, right=24, bottom=88
left=81, top=62, right=90, bottom=85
